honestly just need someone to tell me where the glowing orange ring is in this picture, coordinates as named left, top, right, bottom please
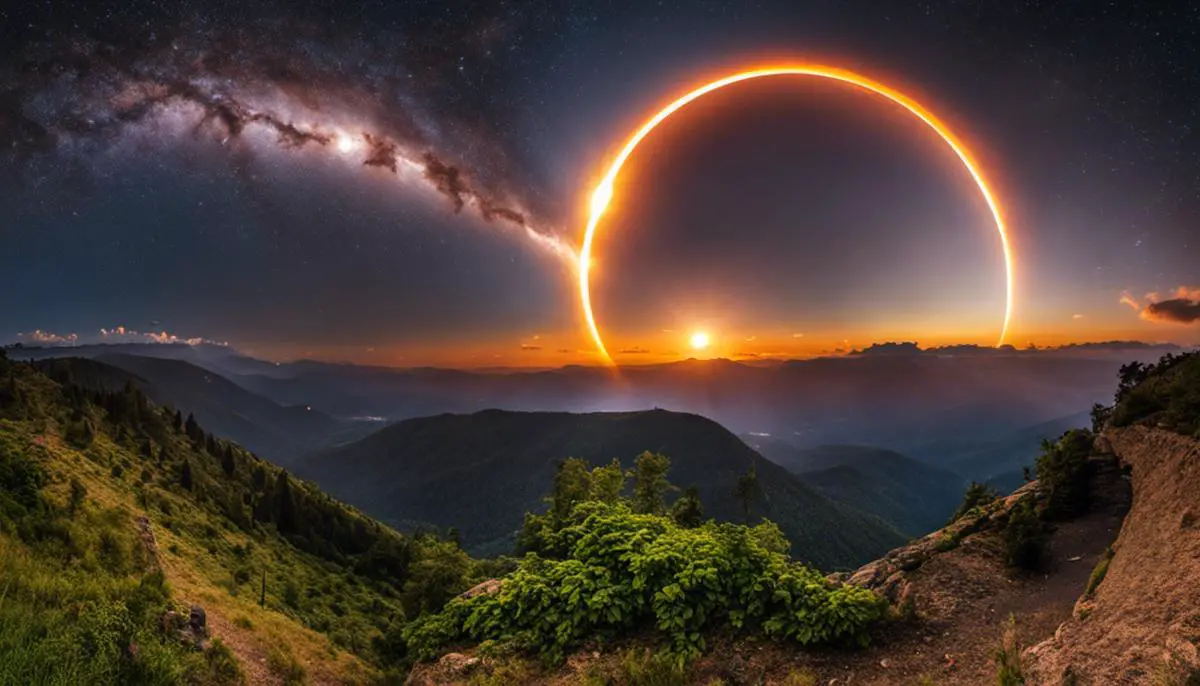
left=580, top=65, right=1014, bottom=364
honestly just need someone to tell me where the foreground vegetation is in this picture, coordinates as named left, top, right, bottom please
left=0, top=351, right=504, bottom=682
left=0, top=351, right=895, bottom=680
left=1103, top=350, right=1200, bottom=436
left=403, top=455, right=887, bottom=666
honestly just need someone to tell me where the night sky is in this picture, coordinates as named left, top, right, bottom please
left=2, top=0, right=1198, bottom=366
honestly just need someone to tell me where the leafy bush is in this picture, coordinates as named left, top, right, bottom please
left=1035, top=430, right=1093, bottom=519
left=949, top=482, right=998, bottom=524
left=404, top=500, right=886, bottom=665
left=994, top=615, right=1024, bottom=685
left=1003, top=499, right=1047, bottom=571
left=1111, top=352, right=1200, bottom=436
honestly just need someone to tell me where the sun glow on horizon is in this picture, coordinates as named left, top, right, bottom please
left=689, top=331, right=711, bottom=350
left=578, top=64, right=1016, bottom=367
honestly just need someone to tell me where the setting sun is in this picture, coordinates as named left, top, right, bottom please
left=689, top=331, right=711, bottom=350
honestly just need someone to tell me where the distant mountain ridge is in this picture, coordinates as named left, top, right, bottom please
left=8, top=341, right=1176, bottom=455
left=743, top=440, right=967, bottom=536
left=30, top=354, right=377, bottom=463
left=297, top=408, right=906, bottom=569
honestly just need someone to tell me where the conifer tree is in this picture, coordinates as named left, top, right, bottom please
left=180, top=459, right=193, bottom=490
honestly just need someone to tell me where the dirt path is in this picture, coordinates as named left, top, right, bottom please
left=742, top=455, right=1132, bottom=685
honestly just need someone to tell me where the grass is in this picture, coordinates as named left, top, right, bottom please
left=781, top=669, right=817, bottom=686
left=1084, top=547, right=1114, bottom=597
left=618, top=648, right=687, bottom=686
left=994, top=615, right=1025, bottom=685
left=0, top=359, right=394, bottom=683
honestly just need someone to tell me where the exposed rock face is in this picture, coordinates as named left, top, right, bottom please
left=405, top=652, right=481, bottom=685
left=1024, top=427, right=1200, bottom=684
left=459, top=578, right=502, bottom=599
left=160, top=605, right=210, bottom=651
left=844, top=480, right=1040, bottom=602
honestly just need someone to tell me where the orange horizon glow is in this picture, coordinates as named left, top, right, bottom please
left=579, top=64, right=1017, bottom=366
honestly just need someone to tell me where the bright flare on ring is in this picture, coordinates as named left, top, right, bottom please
left=578, top=65, right=1016, bottom=365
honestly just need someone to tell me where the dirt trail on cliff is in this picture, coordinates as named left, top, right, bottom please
left=1025, top=427, right=1200, bottom=685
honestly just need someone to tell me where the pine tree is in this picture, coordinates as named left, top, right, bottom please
left=275, top=471, right=298, bottom=533
left=733, top=460, right=760, bottom=523
left=588, top=458, right=626, bottom=503
left=550, top=458, right=592, bottom=522
left=670, top=485, right=704, bottom=528
left=180, top=459, right=193, bottom=490
left=184, top=413, right=201, bottom=443
left=632, top=451, right=672, bottom=515
left=221, top=445, right=236, bottom=476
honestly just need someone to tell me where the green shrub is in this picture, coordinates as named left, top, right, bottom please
left=995, top=615, right=1024, bottom=685
left=949, top=482, right=998, bottom=524
left=619, top=648, right=686, bottom=686
left=1036, top=430, right=1093, bottom=519
left=781, top=669, right=817, bottom=686
left=267, top=642, right=307, bottom=685
left=1085, top=548, right=1114, bottom=597
left=404, top=501, right=886, bottom=665
left=1003, top=499, right=1047, bottom=571
left=203, top=638, right=246, bottom=685
left=1111, top=352, right=1200, bottom=435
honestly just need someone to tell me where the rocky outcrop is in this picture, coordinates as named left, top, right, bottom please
left=843, top=480, right=1041, bottom=603
left=160, top=605, right=210, bottom=651
left=1024, top=427, right=1200, bottom=684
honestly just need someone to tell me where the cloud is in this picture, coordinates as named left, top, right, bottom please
left=733, top=351, right=760, bottom=358
left=555, top=348, right=571, bottom=354
left=1121, top=286, right=1200, bottom=325
left=519, top=344, right=542, bottom=351
left=16, top=330, right=79, bottom=345
left=99, top=326, right=219, bottom=345
left=1142, top=293, right=1200, bottom=324
left=1072, top=313, right=1084, bottom=320
left=618, top=347, right=650, bottom=354
left=1119, top=291, right=1141, bottom=311
left=792, top=333, right=804, bottom=338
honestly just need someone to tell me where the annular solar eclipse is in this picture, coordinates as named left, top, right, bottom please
left=578, top=65, right=1015, bottom=365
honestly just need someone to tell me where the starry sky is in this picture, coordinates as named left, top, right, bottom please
left=2, top=0, right=1198, bottom=366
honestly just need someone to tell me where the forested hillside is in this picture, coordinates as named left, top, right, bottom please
left=299, top=409, right=905, bottom=568
left=0, top=353, right=495, bottom=682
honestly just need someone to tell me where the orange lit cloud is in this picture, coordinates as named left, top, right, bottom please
left=1140, top=287, right=1200, bottom=325
left=1119, top=291, right=1141, bottom=311
left=1119, top=287, right=1200, bottom=325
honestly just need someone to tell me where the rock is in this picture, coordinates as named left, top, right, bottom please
left=160, top=610, right=184, bottom=634
left=879, top=658, right=890, bottom=668
left=437, top=652, right=480, bottom=676
left=894, top=548, right=926, bottom=572
left=188, top=606, right=207, bottom=634
left=459, top=578, right=503, bottom=599
left=846, top=560, right=886, bottom=588
left=1093, top=434, right=1113, bottom=455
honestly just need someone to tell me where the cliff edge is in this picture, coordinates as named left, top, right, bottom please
left=1025, top=427, right=1200, bottom=684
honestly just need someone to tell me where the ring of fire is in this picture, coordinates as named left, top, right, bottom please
left=579, top=65, right=1014, bottom=364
